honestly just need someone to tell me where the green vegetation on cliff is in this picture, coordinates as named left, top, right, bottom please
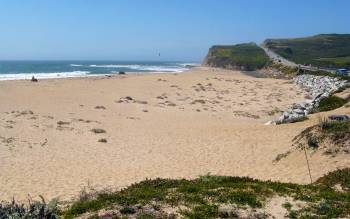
left=204, top=43, right=270, bottom=71
left=264, top=34, right=350, bottom=69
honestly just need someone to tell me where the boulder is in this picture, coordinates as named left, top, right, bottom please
left=274, top=74, right=349, bottom=124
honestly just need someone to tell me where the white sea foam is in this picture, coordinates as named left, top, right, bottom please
left=70, top=64, right=83, bottom=67
left=88, top=64, right=142, bottom=68
left=137, top=66, right=188, bottom=72
left=176, top=63, right=201, bottom=67
left=88, top=64, right=189, bottom=72
left=0, top=71, right=90, bottom=81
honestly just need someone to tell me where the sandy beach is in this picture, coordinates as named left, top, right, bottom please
left=0, top=67, right=349, bottom=201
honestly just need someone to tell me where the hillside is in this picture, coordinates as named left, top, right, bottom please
left=203, top=43, right=270, bottom=71
left=263, top=34, right=350, bottom=69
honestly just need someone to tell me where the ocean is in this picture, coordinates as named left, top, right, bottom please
left=0, top=61, right=199, bottom=81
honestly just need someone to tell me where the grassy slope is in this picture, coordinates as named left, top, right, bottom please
left=263, top=34, right=350, bottom=69
left=62, top=169, right=350, bottom=219
left=316, top=95, right=348, bottom=112
left=204, top=43, right=270, bottom=71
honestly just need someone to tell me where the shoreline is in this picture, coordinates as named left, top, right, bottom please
left=0, top=61, right=200, bottom=81
left=0, top=67, right=349, bottom=202
left=0, top=69, right=194, bottom=82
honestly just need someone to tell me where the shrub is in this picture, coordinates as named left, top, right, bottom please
left=317, top=96, right=347, bottom=112
left=316, top=168, right=350, bottom=191
left=182, top=204, right=218, bottom=219
left=318, top=117, right=333, bottom=130
left=0, top=197, right=59, bottom=219
left=321, top=120, right=350, bottom=141
left=120, top=206, right=136, bottom=215
left=307, top=135, right=319, bottom=148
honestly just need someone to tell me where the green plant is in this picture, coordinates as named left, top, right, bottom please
left=282, top=202, right=292, bottom=211
left=315, top=168, right=350, bottom=191
left=182, top=204, right=218, bottom=219
left=316, top=96, right=347, bottom=112
left=318, top=117, right=331, bottom=130
left=0, top=197, right=59, bottom=219
left=120, top=206, right=136, bottom=215
left=321, top=120, right=350, bottom=142
left=62, top=169, right=350, bottom=219
left=307, top=135, right=319, bottom=148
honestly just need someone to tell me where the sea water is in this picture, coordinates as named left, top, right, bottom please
left=0, top=61, right=199, bottom=80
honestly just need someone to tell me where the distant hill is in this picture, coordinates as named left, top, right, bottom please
left=203, top=43, right=270, bottom=71
left=263, top=34, right=350, bottom=69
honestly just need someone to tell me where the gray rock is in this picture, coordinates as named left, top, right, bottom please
left=273, top=74, right=349, bottom=124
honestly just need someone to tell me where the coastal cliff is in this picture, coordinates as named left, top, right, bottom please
left=203, top=43, right=270, bottom=71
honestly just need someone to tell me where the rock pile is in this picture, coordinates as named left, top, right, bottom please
left=274, top=74, right=348, bottom=124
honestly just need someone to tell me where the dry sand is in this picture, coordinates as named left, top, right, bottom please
left=0, top=67, right=349, bottom=201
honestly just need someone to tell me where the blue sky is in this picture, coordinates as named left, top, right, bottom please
left=0, top=0, right=349, bottom=61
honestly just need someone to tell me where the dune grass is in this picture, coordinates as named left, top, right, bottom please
left=1, top=169, right=349, bottom=218
left=62, top=170, right=350, bottom=219
left=316, top=96, right=347, bottom=112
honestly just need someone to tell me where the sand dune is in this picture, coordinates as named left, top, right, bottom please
left=0, top=67, right=349, bottom=201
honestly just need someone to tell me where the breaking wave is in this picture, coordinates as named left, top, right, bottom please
left=0, top=71, right=91, bottom=81
left=88, top=64, right=190, bottom=72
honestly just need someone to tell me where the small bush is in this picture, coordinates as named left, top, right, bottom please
left=307, top=135, right=319, bottom=148
left=321, top=120, right=350, bottom=141
left=120, top=206, right=136, bottom=215
left=282, top=202, right=293, bottom=211
left=182, top=204, right=218, bottom=219
left=317, top=96, right=347, bottom=112
left=319, top=117, right=331, bottom=130
left=0, top=197, right=59, bottom=219
left=316, top=168, right=350, bottom=191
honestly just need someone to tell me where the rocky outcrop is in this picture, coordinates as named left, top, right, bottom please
left=203, top=48, right=245, bottom=70
left=274, top=75, right=349, bottom=124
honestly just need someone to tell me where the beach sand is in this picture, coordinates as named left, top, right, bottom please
left=0, top=67, right=349, bottom=201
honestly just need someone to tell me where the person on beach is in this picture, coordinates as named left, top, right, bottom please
left=31, top=76, right=38, bottom=82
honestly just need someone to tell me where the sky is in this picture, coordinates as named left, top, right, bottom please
left=0, top=0, right=349, bottom=61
